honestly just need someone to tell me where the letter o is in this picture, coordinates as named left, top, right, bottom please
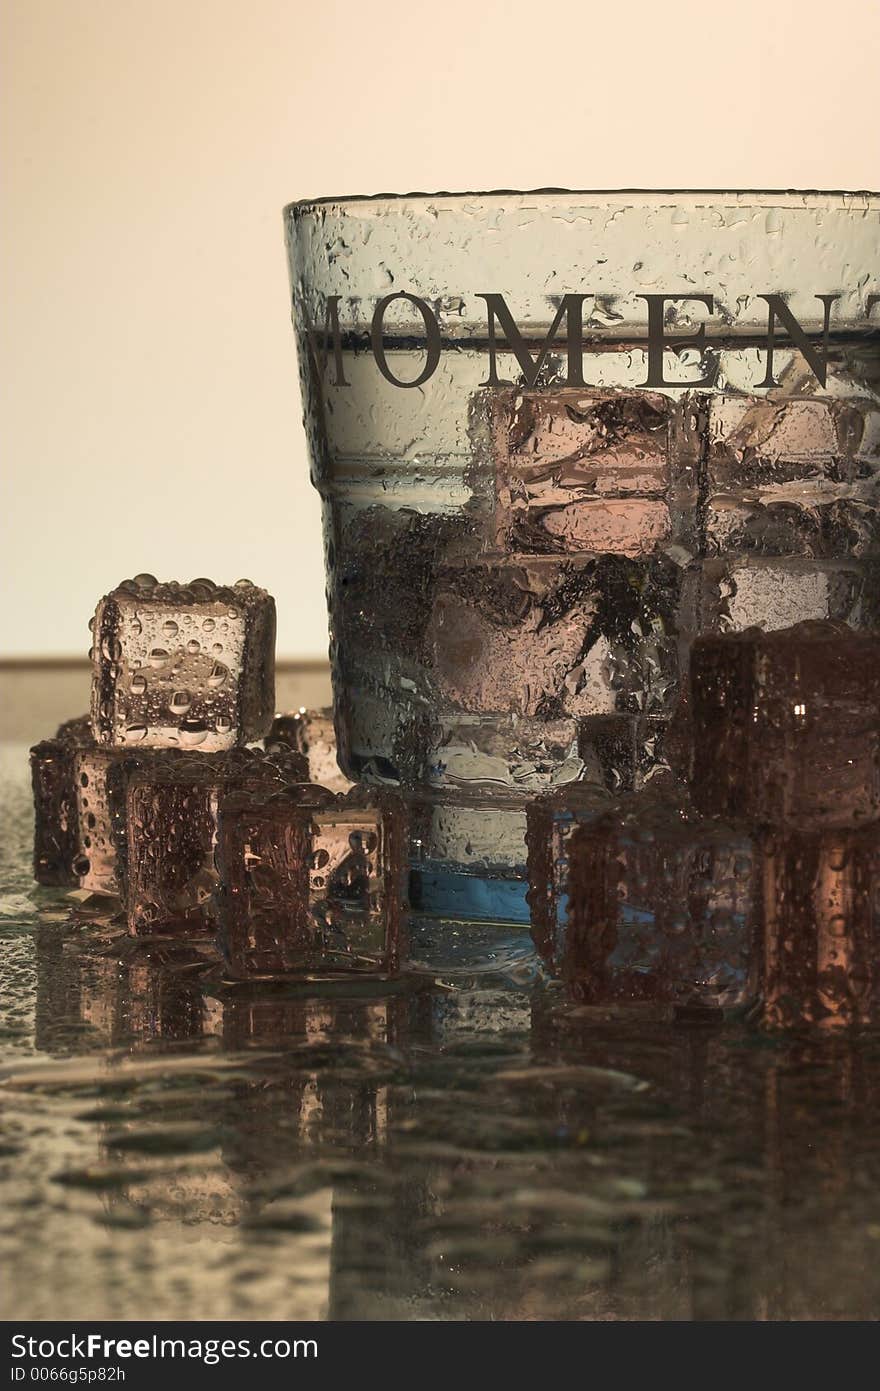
left=370, top=293, right=441, bottom=387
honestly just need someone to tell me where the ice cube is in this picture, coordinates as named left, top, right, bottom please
left=704, top=394, right=880, bottom=560
left=696, top=556, right=876, bottom=633
left=754, top=826, right=880, bottom=1031
left=529, top=787, right=755, bottom=1014
left=425, top=554, right=682, bottom=721
left=471, top=387, right=702, bottom=561
left=331, top=508, right=470, bottom=697
left=90, top=575, right=276, bottom=750
left=424, top=557, right=594, bottom=717
left=31, top=736, right=79, bottom=888
left=215, top=783, right=406, bottom=979
left=706, top=393, right=880, bottom=489
left=267, top=708, right=353, bottom=792
left=576, top=713, right=672, bottom=793
left=429, top=713, right=584, bottom=789
left=125, top=745, right=307, bottom=936
left=689, top=621, right=880, bottom=827
left=526, top=783, right=613, bottom=971
left=31, top=718, right=140, bottom=894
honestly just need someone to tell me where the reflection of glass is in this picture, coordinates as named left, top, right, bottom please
left=15, top=911, right=880, bottom=1319
left=286, top=191, right=880, bottom=933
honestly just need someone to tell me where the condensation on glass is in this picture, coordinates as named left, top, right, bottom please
left=285, top=190, right=880, bottom=934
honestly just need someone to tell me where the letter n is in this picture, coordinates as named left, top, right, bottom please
left=757, top=294, right=840, bottom=388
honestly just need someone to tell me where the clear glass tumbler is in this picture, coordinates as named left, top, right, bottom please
left=285, top=189, right=880, bottom=964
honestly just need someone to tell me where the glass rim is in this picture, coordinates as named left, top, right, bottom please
left=285, top=186, right=880, bottom=217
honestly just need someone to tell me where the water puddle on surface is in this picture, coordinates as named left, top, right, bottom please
left=4, top=747, right=880, bottom=1318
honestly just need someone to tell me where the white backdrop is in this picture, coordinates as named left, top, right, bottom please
left=3, top=0, right=878, bottom=656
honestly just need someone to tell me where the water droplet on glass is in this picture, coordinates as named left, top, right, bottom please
left=179, top=721, right=209, bottom=746
left=133, top=573, right=158, bottom=590
left=162, top=619, right=179, bottom=638
left=149, top=648, right=170, bottom=667
left=130, top=674, right=147, bottom=695
left=186, top=639, right=201, bottom=655
left=125, top=724, right=148, bottom=742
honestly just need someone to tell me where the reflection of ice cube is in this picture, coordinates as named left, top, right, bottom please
left=756, top=827, right=880, bottom=1031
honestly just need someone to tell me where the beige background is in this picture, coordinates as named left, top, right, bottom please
left=2, top=0, right=878, bottom=659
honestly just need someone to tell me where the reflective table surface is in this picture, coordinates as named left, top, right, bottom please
left=3, top=739, right=880, bottom=1321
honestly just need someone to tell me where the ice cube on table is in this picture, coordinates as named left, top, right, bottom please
left=267, top=708, right=353, bottom=792
left=90, top=576, right=275, bottom=751
left=754, top=826, right=880, bottom=1031
left=124, top=746, right=307, bottom=937
left=31, top=717, right=141, bottom=895
left=689, top=621, right=880, bottom=828
left=526, top=782, right=614, bottom=970
left=215, top=783, right=406, bottom=980
left=528, top=786, right=755, bottom=1015
left=31, top=736, right=80, bottom=888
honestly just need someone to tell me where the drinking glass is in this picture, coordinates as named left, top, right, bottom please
left=285, top=189, right=880, bottom=962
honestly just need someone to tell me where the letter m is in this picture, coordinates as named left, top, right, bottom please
left=305, top=295, right=348, bottom=386
left=477, top=293, right=588, bottom=387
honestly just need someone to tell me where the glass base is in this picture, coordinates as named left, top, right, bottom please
left=407, top=911, right=539, bottom=981
left=409, top=865, right=530, bottom=925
